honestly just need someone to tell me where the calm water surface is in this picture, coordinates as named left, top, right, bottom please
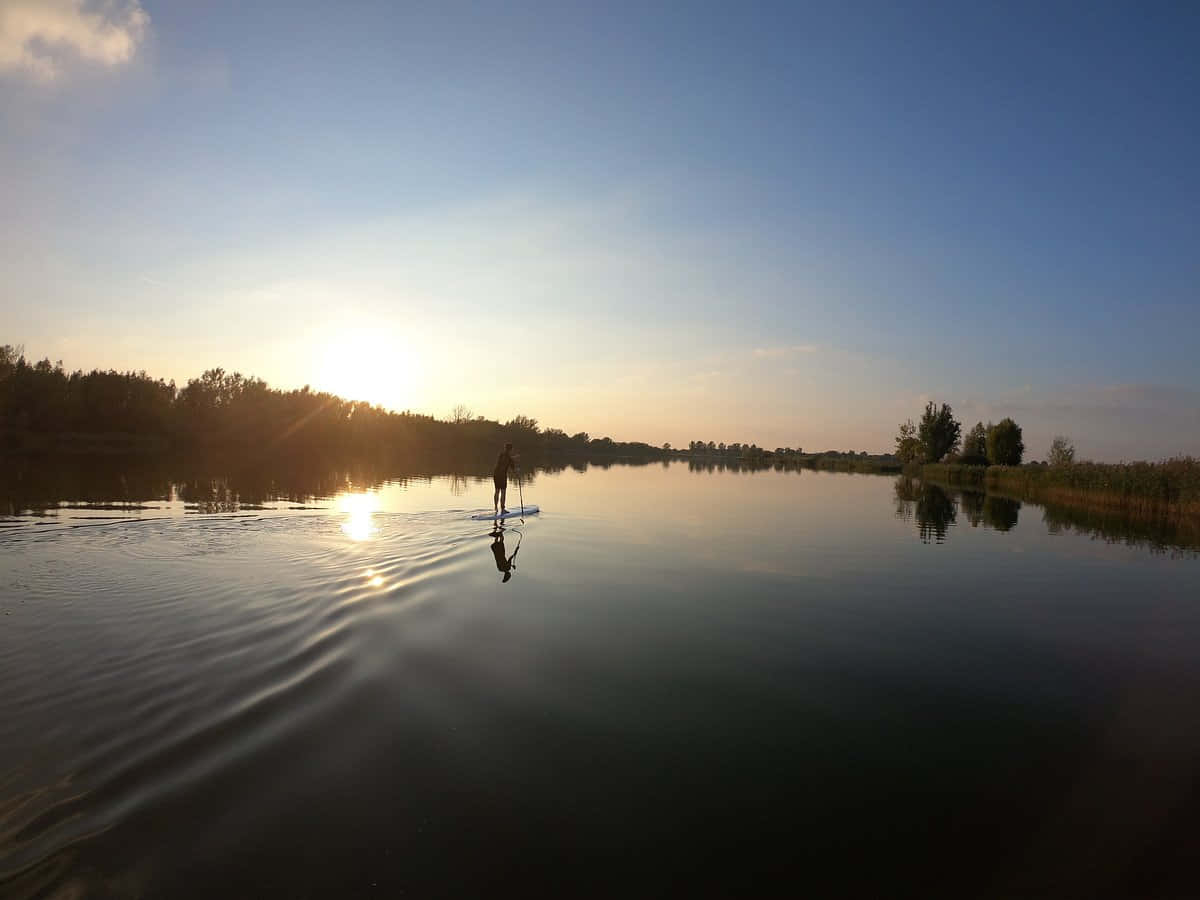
left=2, top=462, right=1199, bottom=897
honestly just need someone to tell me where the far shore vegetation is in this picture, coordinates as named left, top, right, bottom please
left=0, top=346, right=665, bottom=461
left=0, top=345, right=897, bottom=471
left=895, top=400, right=1200, bottom=523
left=2, top=346, right=1195, bottom=524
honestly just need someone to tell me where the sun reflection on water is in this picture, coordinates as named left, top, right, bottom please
left=338, top=492, right=380, bottom=541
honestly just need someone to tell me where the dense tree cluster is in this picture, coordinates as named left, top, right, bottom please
left=894, top=400, right=1025, bottom=466
left=918, top=402, right=962, bottom=463
left=0, top=346, right=665, bottom=460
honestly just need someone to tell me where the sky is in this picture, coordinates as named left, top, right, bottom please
left=2, top=1, right=1198, bottom=461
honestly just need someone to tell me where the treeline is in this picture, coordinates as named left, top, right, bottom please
left=0, top=346, right=664, bottom=460
left=683, top=440, right=892, bottom=463
left=894, top=401, right=1025, bottom=466
left=684, top=440, right=789, bottom=460
left=680, top=440, right=900, bottom=475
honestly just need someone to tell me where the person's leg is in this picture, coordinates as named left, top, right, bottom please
left=493, top=481, right=500, bottom=511
left=500, top=483, right=508, bottom=511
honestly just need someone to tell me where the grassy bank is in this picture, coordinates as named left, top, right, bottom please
left=922, top=457, right=1200, bottom=519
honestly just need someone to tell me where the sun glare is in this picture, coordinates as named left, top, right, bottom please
left=339, top=491, right=380, bottom=541
left=314, top=330, right=421, bottom=409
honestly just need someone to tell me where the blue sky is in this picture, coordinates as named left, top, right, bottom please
left=2, top=1, right=1198, bottom=459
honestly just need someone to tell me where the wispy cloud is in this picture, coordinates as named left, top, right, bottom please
left=0, top=0, right=149, bottom=82
left=751, top=344, right=819, bottom=359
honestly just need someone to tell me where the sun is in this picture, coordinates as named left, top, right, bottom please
left=313, top=329, right=422, bottom=409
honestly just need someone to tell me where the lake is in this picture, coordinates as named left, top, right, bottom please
left=2, top=459, right=1199, bottom=897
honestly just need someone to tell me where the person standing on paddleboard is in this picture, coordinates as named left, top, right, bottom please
left=493, top=442, right=517, bottom=514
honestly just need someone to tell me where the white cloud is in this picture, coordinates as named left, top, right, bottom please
left=0, top=0, right=149, bottom=82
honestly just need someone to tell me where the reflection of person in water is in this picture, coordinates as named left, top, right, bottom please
left=490, top=528, right=520, bottom=583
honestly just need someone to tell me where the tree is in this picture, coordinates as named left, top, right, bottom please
left=986, top=418, right=1024, bottom=466
left=917, top=402, right=961, bottom=463
left=1047, top=435, right=1075, bottom=467
left=962, top=421, right=988, bottom=464
left=894, top=419, right=922, bottom=463
left=505, top=414, right=539, bottom=433
left=450, top=404, right=473, bottom=424
left=662, top=442, right=671, bottom=452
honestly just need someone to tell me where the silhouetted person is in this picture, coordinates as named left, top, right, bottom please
left=493, top=442, right=517, bottom=514
left=490, top=528, right=519, bottom=583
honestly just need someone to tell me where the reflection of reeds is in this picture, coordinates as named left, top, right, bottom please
left=922, top=457, right=1200, bottom=552
left=1039, top=500, right=1200, bottom=558
left=925, top=458, right=1200, bottom=518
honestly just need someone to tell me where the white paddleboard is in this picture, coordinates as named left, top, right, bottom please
left=470, top=505, right=539, bottom=520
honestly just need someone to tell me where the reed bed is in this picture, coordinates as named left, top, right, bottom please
left=923, top=457, right=1200, bottom=521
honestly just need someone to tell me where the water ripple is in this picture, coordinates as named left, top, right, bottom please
left=0, top=511, right=494, bottom=894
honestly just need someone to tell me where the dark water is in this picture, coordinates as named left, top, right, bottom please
left=2, top=461, right=1199, bottom=898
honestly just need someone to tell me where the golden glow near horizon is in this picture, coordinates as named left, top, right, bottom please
left=313, top=329, right=423, bottom=411
left=339, top=491, right=380, bottom=541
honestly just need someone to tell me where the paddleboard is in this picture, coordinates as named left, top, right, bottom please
left=470, top=505, right=539, bottom=520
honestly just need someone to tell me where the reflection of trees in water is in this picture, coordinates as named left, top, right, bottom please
left=688, top=458, right=804, bottom=475
left=0, top=452, right=631, bottom=513
left=178, top=478, right=245, bottom=513
left=915, top=483, right=956, bottom=544
left=984, top=495, right=1020, bottom=531
left=960, top=491, right=1020, bottom=532
left=895, top=474, right=1200, bottom=554
left=893, top=477, right=962, bottom=543
left=0, top=454, right=176, bottom=516
left=959, top=489, right=985, bottom=527
left=893, top=476, right=920, bottom=522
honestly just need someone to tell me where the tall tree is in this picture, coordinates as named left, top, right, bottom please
left=986, top=418, right=1025, bottom=466
left=894, top=419, right=922, bottom=463
left=917, top=402, right=961, bottom=463
left=962, top=421, right=988, bottom=462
